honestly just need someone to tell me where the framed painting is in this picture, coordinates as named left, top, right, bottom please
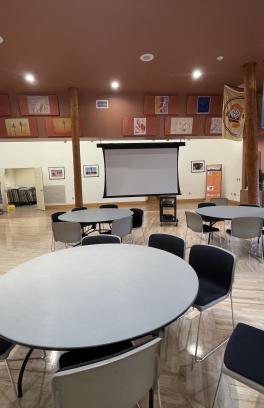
left=48, top=167, right=65, bottom=180
left=19, top=95, right=59, bottom=115
left=46, top=117, right=72, bottom=137
left=83, top=165, right=99, bottom=178
left=4, top=118, right=38, bottom=137
left=191, top=160, right=205, bottom=173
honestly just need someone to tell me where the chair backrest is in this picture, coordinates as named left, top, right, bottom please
left=197, top=202, right=216, bottom=209
left=210, top=197, right=228, bottom=205
left=148, top=233, right=184, bottom=259
left=111, top=216, right=133, bottom=238
left=52, top=222, right=82, bottom=244
left=71, top=207, right=87, bottom=212
left=189, top=245, right=236, bottom=293
left=51, top=212, right=66, bottom=223
left=185, top=211, right=203, bottom=233
left=99, top=204, right=118, bottom=209
left=130, top=208, right=144, bottom=228
left=231, top=217, right=263, bottom=239
left=239, top=204, right=260, bottom=207
left=81, top=235, right=121, bottom=245
left=52, top=337, right=161, bottom=408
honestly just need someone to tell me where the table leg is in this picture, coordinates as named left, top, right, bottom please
left=18, top=348, right=34, bottom=398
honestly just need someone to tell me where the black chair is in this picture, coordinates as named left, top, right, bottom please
left=197, top=202, right=221, bottom=225
left=189, top=245, right=236, bottom=362
left=71, top=207, right=96, bottom=232
left=148, top=233, right=184, bottom=259
left=239, top=204, right=260, bottom=207
left=51, top=211, right=66, bottom=223
left=212, top=323, right=264, bottom=407
left=197, top=202, right=216, bottom=209
left=99, top=204, right=118, bottom=209
left=0, top=339, right=17, bottom=399
left=130, top=208, right=144, bottom=228
left=81, top=235, right=121, bottom=245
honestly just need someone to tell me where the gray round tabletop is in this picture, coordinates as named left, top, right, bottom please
left=197, top=205, right=264, bottom=220
left=58, top=208, right=133, bottom=223
left=0, top=244, right=198, bottom=350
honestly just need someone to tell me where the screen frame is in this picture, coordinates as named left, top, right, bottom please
left=97, top=142, right=185, bottom=198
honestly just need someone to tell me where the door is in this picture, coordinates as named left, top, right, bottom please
left=0, top=169, right=7, bottom=212
left=34, top=167, right=45, bottom=211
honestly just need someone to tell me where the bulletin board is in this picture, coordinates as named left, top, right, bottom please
left=205, top=164, right=222, bottom=200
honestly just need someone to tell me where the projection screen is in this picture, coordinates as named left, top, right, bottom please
left=97, top=142, right=185, bottom=198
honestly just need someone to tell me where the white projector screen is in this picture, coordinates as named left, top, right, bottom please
left=97, top=143, right=184, bottom=198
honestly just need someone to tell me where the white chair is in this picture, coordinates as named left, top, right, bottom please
left=226, top=217, right=263, bottom=261
left=111, top=216, right=133, bottom=242
left=210, top=197, right=228, bottom=205
left=52, top=337, right=162, bottom=408
left=185, top=211, right=221, bottom=247
left=51, top=222, right=82, bottom=251
left=0, top=340, right=18, bottom=403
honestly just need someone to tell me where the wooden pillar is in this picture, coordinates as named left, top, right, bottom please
left=69, top=87, right=83, bottom=207
left=243, top=62, right=259, bottom=204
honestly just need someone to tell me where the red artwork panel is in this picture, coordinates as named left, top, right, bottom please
left=46, top=117, right=72, bottom=137
left=0, top=94, right=11, bottom=116
left=204, top=117, right=222, bottom=135
left=187, top=95, right=222, bottom=115
left=18, top=95, right=59, bottom=116
left=164, top=116, right=199, bottom=136
left=143, top=95, right=178, bottom=115
left=0, top=117, right=38, bottom=138
left=123, top=116, right=158, bottom=136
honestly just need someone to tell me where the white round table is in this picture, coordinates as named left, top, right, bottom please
left=58, top=208, right=133, bottom=223
left=0, top=244, right=198, bottom=350
left=197, top=205, right=264, bottom=221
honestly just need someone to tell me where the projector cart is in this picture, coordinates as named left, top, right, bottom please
left=159, top=196, right=178, bottom=226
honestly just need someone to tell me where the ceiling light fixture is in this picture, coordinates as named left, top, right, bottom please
left=0, top=36, right=4, bottom=44
left=192, top=68, right=203, bottom=80
left=140, top=53, right=154, bottom=62
left=24, top=73, right=36, bottom=83
left=216, top=55, right=224, bottom=62
left=110, top=80, right=120, bottom=90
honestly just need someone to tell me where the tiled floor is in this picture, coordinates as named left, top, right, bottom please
left=0, top=203, right=264, bottom=407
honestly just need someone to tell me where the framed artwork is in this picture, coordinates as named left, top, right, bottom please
left=96, top=99, right=109, bottom=109
left=46, top=117, right=72, bottom=137
left=134, top=117, right=146, bottom=135
left=205, top=117, right=222, bottom=135
left=144, top=95, right=178, bottom=115
left=4, top=118, right=38, bottom=137
left=191, top=160, right=205, bottom=173
left=197, top=96, right=211, bottom=114
left=187, top=95, right=222, bottom=115
left=18, top=95, right=59, bottom=115
left=48, top=167, right=65, bottom=180
left=83, top=165, right=99, bottom=177
left=155, top=96, right=169, bottom=114
left=170, top=117, right=193, bottom=135
left=0, top=94, right=11, bottom=116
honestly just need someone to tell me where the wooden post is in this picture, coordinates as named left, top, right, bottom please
left=69, top=87, right=83, bottom=207
left=243, top=62, right=259, bottom=204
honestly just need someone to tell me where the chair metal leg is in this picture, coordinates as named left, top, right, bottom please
left=230, top=293, right=235, bottom=329
left=5, top=359, right=21, bottom=407
left=208, top=233, right=211, bottom=244
left=194, top=311, right=202, bottom=364
left=149, top=389, right=154, bottom=408
left=211, top=372, right=223, bottom=408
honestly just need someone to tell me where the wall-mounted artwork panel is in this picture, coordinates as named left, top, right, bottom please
left=123, top=116, right=158, bottom=136
left=18, top=95, right=59, bottom=116
left=143, top=95, right=178, bottom=115
left=0, top=95, right=11, bottom=116
left=0, top=117, right=38, bottom=138
left=46, top=117, right=72, bottom=137
left=164, top=116, right=199, bottom=136
left=187, top=95, right=222, bottom=115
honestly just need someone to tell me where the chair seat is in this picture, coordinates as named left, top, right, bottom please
left=202, top=224, right=219, bottom=234
left=0, top=338, right=14, bottom=359
left=194, top=278, right=228, bottom=307
left=59, top=340, right=133, bottom=371
left=224, top=323, right=264, bottom=386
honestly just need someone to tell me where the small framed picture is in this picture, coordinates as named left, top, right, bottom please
left=48, top=167, right=65, bottom=180
left=83, top=165, right=99, bottom=177
left=191, top=160, right=205, bottom=173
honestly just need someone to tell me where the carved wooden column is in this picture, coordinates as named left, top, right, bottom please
left=69, top=87, right=83, bottom=207
left=243, top=62, right=259, bottom=204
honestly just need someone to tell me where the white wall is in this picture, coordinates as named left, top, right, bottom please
left=0, top=138, right=243, bottom=204
left=5, top=168, right=35, bottom=188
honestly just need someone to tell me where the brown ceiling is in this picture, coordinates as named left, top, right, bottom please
left=0, top=0, right=264, bottom=94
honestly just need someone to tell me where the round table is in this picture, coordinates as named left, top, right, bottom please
left=0, top=244, right=198, bottom=350
left=58, top=208, right=133, bottom=223
left=197, top=205, right=264, bottom=221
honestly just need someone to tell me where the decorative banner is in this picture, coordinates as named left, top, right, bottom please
left=18, top=95, right=59, bottom=115
left=155, top=96, right=169, bottom=114
left=187, top=95, right=222, bottom=115
left=205, top=117, right=222, bottom=135
left=222, top=85, right=245, bottom=141
left=134, top=117, right=146, bottom=135
left=46, top=117, right=72, bottom=137
left=0, top=95, right=11, bottom=116
left=4, top=118, right=38, bottom=137
left=122, top=116, right=158, bottom=136
left=205, top=164, right=222, bottom=199
left=170, top=117, right=193, bottom=135
left=143, top=95, right=178, bottom=115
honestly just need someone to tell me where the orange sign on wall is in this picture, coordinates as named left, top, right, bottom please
left=205, top=164, right=222, bottom=200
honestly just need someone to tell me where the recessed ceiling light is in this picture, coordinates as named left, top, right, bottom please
left=0, top=36, right=4, bottom=44
left=217, top=55, right=224, bottom=62
left=24, top=73, right=36, bottom=83
left=140, top=53, right=154, bottom=62
left=110, top=80, right=120, bottom=90
left=192, top=69, right=203, bottom=80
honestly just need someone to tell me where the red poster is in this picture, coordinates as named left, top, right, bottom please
left=205, top=164, right=222, bottom=199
